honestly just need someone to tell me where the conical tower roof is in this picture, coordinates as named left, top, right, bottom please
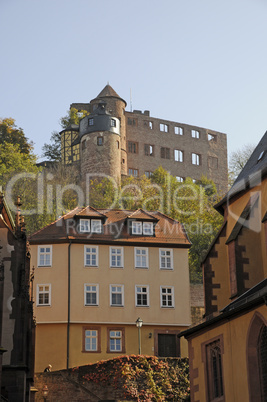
left=93, top=84, right=127, bottom=106
left=97, top=84, right=121, bottom=98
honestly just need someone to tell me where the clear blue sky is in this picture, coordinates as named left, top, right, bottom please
left=1, top=0, right=267, bottom=161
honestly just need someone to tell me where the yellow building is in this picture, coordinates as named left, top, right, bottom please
left=30, top=207, right=191, bottom=372
left=180, top=132, right=267, bottom=401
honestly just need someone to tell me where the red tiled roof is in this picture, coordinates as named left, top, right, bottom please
left=127, top=209, right=158, bottom=221
left=75, top=206, right=107, bottom=218
left=29, top=207, right=190, bottom=247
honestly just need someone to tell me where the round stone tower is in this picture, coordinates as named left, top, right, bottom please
left=89, top=85, right=127, bottom=176
left=80, top=100, right=122, bottom=184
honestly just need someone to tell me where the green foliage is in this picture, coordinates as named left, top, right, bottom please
left=60, top=107, right=89, bottom=129
left=86, top=167, right=223, bottom=283
left=0, top=142, right=38, bottom=185
left=77, top=355, right=190, bottom=401
left=0, top=118, right=33, bottom=154
left=42, top=131, right=61, bottom=161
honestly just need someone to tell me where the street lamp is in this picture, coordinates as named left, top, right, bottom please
left=42, top=384, right=49, bottom=401
left=135, top=317, right=143, bottom=355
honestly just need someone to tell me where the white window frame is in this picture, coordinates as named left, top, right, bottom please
left=135, top=247, right=149, bottom=269
left=192, top=153, right=200, bottom=165
left=174, top=149, right=183, bottom=162
left=175, top=126, right=183, bottom=135
left=160, top=286, right=175, bottom=308
left=132, top=221, right=142, bottom=235
left=135, top=285, right=149, bottom=307
left=37, top=284, right=51, bottom=306
left=109, top=330, right=122, bottom=352
left=84, top=329, right=98, bottom=351
left=110, top=247, right=124, bottom=268
left=91, top=219, right=102, bottom=233
left=110, top=285, right=124, bottom=306
left=143, top=222, right=153, bottom=236
left=159, top=249, right=173, bottom=270
left=38, top=245, right=52, bottom=267
left=191, top=129, right=200, bottom=138
left=176, top=176, right=184, bottom=182
left=84, top=284, right=99, bottom=306
left=160, top=123, right=169, bottom=132
left=80, top=219, right=90, bottom=233
left=84, top=245, right=98, bottom=267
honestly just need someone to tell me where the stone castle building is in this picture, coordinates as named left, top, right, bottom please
left=60, top=85, right=228, bottom=192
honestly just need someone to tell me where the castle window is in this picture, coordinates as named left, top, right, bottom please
left=128, top=141, right=138, bottom=154
left=89, top=118, right=94, bottom=126
left=192, top=153, right=201, bottom=165
left=208, top=133, right=217, bottom=142
left=208, top=156, right=218, bottom=169
left=160, top=123, right=169, bottom=132
left=144, top=120, right=153, bottom=129
left=82, top=140, right=86, bottom=150
left=97, top=137, right=103, bottom=146
left=175, top=126, right=183, bottom=135
left=192, top=129, right=200, bottom=138
left=129, top=168, right=138, bottom=177
left=145, top=171, right=153, bottom=178
left=111, top=119, right=116, bottom=127
left=128, top=118, right=137, bottom=126
left=176, top=176, right=184, bottom=182
left=161, top=147, right=170, bottom=159
left=174, top=149, right=183, bottom=162
left=144, top=144, right=154, bottom=156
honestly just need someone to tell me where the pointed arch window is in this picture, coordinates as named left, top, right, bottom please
left=206, top=341, right=224, bottom=400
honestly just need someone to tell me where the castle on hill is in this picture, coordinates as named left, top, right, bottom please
left=60, top=84, right=228, bottom=192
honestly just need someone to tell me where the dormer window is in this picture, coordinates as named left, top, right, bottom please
left=132, top=221, right=142, bottom=235
left=80, top=219, right=90, bottom=233
left=131, top=221, right=154, bottom=236
left=143, top=222, right=153, bottom=235
left=79, top=219, right=102, bottom=233
left=91, top=219, right=102, bottom=233
left=111, top=119, right=116, bottom=127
